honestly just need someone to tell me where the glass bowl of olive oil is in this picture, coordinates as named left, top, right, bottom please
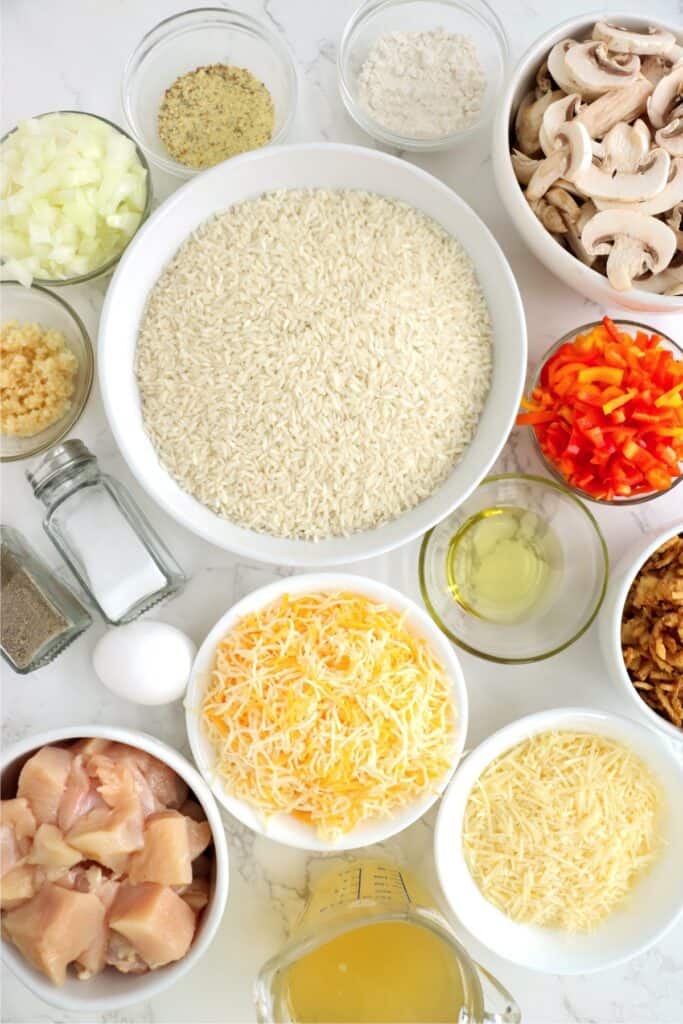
left=419, top=474, right=608, bottom=663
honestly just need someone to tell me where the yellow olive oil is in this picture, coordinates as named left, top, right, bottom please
left=446, top=505, right=563, bottom=623
left=283, top=919, right=465, bottom=1023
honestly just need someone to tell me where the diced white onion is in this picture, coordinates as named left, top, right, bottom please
left=0, top=113, right=147, bottom=285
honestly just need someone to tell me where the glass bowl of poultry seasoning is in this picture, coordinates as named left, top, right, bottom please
left=122, top=7, right=297, bottom=178
left=0, top=282, right=94, bottom=462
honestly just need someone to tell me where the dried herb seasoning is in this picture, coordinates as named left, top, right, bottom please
left=158, top=63, right=275, bottom=168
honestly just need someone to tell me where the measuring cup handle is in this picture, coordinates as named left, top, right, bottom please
left=475, top=961, right=522, bottom=1024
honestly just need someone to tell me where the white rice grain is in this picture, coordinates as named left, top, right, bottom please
left=136, top=189, right=492, bottom=540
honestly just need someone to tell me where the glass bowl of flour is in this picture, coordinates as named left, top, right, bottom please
left=338, top=0, right=508, bottom=151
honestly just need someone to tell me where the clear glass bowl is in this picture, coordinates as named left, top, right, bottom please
left=121, top=7, right=298, bottom=179
left=338, top=0, right=508, bottom=152
left=0, top=111, right=152, bottom=287
left=0, top=282, right=94, bottom=462
left=526, top=321, right=683, bottom=507
left=418, top=474, right=608, bottom=663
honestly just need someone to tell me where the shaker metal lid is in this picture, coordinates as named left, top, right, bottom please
left=26, top=439, right=95, bottom=494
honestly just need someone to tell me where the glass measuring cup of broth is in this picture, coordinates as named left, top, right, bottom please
left=254, top=860, right=520, bottom=1024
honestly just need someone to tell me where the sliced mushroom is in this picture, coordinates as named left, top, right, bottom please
left=581, top=210, right=677, bottom=290
left=547, top=40, right=582, bottom=94
left=599, top=119, right=651, bottom=172
left=536, top=60, right=552, bottom=97
left=666, top=203, right=683, bottom=247
left=565, top=199, right=598, bottom=265
left=528, top=195, right=571, bottom=234
left=577, top=78, right=653, bottom=139
left=511, top=149, right=540, bottom=185
left=526, top=120, right=592, bottom=201
left=515, top=89, right=562, bottom=156
left=641, top=54, right=678, bottom=87
left=573, top=147, right=670, bottom=202
left=564, top=42, right=640, bottom=99
left=594, top=158, right=683, bottom=215
left=539, top=93, right=582, bottom=155
left=656, top=117, right=683, bottom=157
left=547, top=187, right=582, bottom=226
left=592, top=22, right=677, bottom=56
left=635, top=267, right=683, bottom=294
left=648, top=64, right=683, bottom=128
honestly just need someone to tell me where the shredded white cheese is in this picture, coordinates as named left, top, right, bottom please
left=201, top=591, right=456, bottom=842
left=463, top=731, right=664, bottom=932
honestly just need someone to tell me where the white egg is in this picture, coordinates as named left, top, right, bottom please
left=92, top=620, right=197, bottom=706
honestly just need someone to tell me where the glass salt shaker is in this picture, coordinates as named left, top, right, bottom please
left=0, top=525, right=92, bottom=674
left=27, top=440, right=185, bottom=626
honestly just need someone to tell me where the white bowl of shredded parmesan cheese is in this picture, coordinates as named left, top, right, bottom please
left=435, top=708, right=683, bottom=974
left=185, top=573, right=467, bottom=850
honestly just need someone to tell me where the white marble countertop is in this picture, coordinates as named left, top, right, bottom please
left=2, top=1, right=683, bottom=1022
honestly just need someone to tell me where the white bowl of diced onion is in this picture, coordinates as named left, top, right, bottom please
left=0, top=111, right=151, bottom=287
left=185, top=573, right=468, bottom=851
left=0, top=725, right=228, bottom=1011
left=434, top=708, right=683, bottom=974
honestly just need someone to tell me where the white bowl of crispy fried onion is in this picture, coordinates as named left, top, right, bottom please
left=599, top=521, right=683, bottom=745
left=185, top=573, right=468, bottom=851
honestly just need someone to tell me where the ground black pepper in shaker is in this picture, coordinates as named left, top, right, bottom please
left=0, top=525, right=92, bottom=673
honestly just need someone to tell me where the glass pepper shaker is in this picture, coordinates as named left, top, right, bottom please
left=0, top=525, right=92, bottom=674
left=27, top=440, right=186, bottom=626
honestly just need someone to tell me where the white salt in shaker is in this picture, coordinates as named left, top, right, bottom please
left=27, top=440, right=185, bottom=625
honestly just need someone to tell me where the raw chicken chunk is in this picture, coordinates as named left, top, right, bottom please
left=109, top=883, right=196, bottom=968
left=179, top=876, right=210, bottom=912
left=89, top=753, right=158, bottom=818
left=1, top=798, right=36, bottom=875
left=28, top=825, right=82, bottom=869
left=58, top=755, right=107, bottom=832
left=70, top=738, right=109, bottom=758
left=105, top=932, right=148, bottom=975
left=1, top=864, right=39, bottom=909
left=66, top=763, right=144, bottom=873
left=127, top=811, right=192, bottom=886
left=17, top=746, right=72, bottom=826
left=187, top=817, right=211, bottom=861
left=179, top=799, right=205, bottom=822
left=105, top=744, right=188, bottom=808
left=3, top=883, right=105, bottom=985
left=70, top=866, right=120, bottom=979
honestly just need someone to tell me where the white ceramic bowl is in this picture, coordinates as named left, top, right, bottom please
left=492, top=12, right=683, bottom=315
left=185, top=573, right=468, bottom=851
left=0, top=725, right=229, bottom=1012
left=434, top=708, right=683, bottom=974
left=98, top=142, right=526, bottom=567
left=599, top=522, right=683, bottom=744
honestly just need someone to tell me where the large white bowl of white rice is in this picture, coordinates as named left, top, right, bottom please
left=98, top=143, right=526, bottom=566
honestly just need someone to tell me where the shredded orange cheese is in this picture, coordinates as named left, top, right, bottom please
left=201, top=591, right=456, bottom=842
left=463, top=731, right=663, bottom=932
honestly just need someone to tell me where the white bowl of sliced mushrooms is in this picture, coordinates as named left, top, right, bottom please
left=493, top=13, right=683, bottom=312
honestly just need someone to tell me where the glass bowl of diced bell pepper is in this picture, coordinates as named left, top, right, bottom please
left=519, top=318, right=683, bottom=505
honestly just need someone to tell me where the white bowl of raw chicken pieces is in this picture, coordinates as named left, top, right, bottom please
left=0, top=725, right=229, bottom=1011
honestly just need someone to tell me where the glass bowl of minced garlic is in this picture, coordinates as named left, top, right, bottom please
left=0, top=282, right=94, bottom=462
left=122, top=7, right=297, bottom=178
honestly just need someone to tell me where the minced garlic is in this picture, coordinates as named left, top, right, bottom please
left=158, top=63, right=275, bottom=169
left=1, top=320, right=77, bottom=437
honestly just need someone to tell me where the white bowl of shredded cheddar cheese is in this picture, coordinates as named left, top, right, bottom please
left=435, top=708, right=683, bottom=974
left=185, top=573, right=467, bottom=850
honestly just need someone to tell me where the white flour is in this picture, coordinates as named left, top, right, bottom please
left=356, top=27, right=487, bottom=139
